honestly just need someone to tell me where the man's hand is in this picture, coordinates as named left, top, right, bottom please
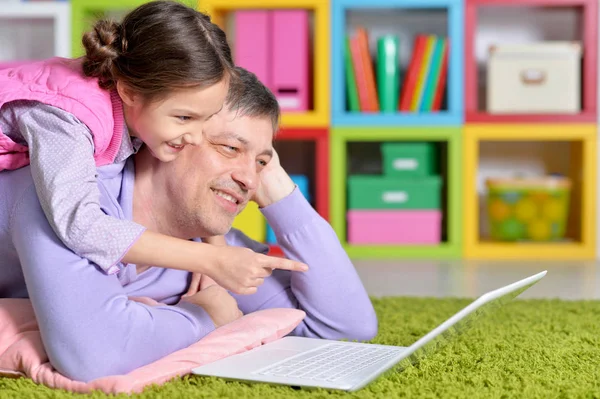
left=180, top=278, right=242, bottom=328
left=252, top=150, right=296, bottom=208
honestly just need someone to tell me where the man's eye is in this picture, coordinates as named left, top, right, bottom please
left=258, top=159, right=268, bottom=167
left=222, top=145, right=237, bottom=152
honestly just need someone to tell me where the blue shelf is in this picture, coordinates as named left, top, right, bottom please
left=333, top=111, right=460, bottom=126
left=334, top=0, right=462, bottom=7
left=331, top=0, right=464, bottom=127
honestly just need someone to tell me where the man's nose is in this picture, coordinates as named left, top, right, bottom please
left=182, top=132, right=201, bottom=146
left=231, top=158, right=258, bottom=192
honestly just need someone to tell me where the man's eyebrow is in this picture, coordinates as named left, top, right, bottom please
left=218, top=131, right=249, bottom=144
left=216, top=132, right=273, bottom=157
left=260, top=148, right=274, bottom=158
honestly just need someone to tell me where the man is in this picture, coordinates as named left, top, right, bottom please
left=0, top=68, right=377, bottom=383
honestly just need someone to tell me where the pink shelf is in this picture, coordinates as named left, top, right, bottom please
left=465, top=0, right=598, bottom=122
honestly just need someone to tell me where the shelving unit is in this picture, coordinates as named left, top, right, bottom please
left=1, top=0, right=599, bottom=260
left=197, top=0, right=330, bottom=128
left=0, top=2, right=71, bottom=60
left=463, top=124, right=597, bottom=259
left=331, top=0, right=464, bottom=126
left=331, top=127, right=462, bottom=258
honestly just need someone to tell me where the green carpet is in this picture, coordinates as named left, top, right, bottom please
left=2, top=297, right=600, bottom=398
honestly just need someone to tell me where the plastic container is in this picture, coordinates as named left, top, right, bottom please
left=347, top=175, right=442, bottom=210
left=486, top=176, right=571, bottom=241
left=381, top=142, right=438, bottom=177
left=347, top=210, right=441, bottom=244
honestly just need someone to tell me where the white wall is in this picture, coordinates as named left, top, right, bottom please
left=0, top=16, right=56, bottom=60
left=0, top=3, right=71, bottom=60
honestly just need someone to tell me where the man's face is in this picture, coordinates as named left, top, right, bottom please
left=160, top=107, right=274, bottom=238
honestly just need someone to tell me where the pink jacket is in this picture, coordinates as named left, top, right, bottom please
left=0, top=57, right=124, bottom=171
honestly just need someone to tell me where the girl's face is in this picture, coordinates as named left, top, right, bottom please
left=118, top=78, right=229, bottom=162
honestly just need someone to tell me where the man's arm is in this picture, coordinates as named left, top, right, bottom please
left=10, top=185, right=216, bottom=382
left=229, top=188, right=378, bottom=342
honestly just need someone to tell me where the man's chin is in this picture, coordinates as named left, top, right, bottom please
left=203, top=222, right=235, bottom=238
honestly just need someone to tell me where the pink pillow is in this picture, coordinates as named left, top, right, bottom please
left=0, top=298, right=305, bottom=394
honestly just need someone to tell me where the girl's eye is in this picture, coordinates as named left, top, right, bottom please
left=177, top=116, right=191, bottom=121
left=258, top=159, right=268, bottom=167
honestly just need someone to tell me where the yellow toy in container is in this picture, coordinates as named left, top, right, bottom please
left=486, top=176, right=571, bottom=241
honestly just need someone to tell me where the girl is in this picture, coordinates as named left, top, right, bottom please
left=0, top=0, right=306, bottom=295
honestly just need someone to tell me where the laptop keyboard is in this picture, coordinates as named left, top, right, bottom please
left=255, top=344, right=404, bottom=382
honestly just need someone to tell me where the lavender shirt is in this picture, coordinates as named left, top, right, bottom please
left=0, top=159, right=378, bottom=383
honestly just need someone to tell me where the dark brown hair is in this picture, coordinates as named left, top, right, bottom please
left=225, top=67, right=280, bottom=133
left=81, top=0, right=234, bottom=101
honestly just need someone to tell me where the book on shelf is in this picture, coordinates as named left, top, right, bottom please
left=345, top=30, right=449, bottom=114
left=377, top=35, right=400, bottom=112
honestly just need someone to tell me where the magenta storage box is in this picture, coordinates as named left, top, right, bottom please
left=347, top=210, right=442, bottom=244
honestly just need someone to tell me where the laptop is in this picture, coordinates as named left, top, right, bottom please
left=192, top=270, right=546, bottom=392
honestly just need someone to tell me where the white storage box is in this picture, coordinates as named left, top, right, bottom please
left=487, top=42, right=582, bottom=114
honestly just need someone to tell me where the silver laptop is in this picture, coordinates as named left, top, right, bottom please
left=192, top=270, right=546, bottom=392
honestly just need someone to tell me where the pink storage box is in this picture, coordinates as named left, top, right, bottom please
left=234, top=10, right=309, bottom=112
left=347, top=210, right=441, bottom=244
left=271, top=10, right=309, bottom=112
left=234, top=11, right=271, bottom=86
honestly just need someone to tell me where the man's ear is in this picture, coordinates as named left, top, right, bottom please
left=116, top=81, right=138, bottom=107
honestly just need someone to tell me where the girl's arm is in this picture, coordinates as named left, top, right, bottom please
left=8, top=101, right=306, bottom=291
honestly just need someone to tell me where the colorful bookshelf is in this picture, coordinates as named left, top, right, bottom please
left=465, top=0, right=598, bottom=123
left=331, top=0, right=464, bottom=127
left=331, top=127, right=462, bottom=259
left=197, top=0, right=330, bottom=128
left=463, top=124, right=597, bottom=259
left=2, top=0, right=597, bottom=260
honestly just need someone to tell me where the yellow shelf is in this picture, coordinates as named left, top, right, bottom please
left=463, top=124, right=597, bottom=260
left=197, top=0, right=330, bottom=128
left=467, top=241, right=594, bottom=260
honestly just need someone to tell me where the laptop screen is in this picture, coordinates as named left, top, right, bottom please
left=393, top=271, right=546, bottom=370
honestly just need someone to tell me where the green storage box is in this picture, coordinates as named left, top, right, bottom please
left=347, top=175, right=442, bottom=210
left=381, top=142, right=438, bottom=177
